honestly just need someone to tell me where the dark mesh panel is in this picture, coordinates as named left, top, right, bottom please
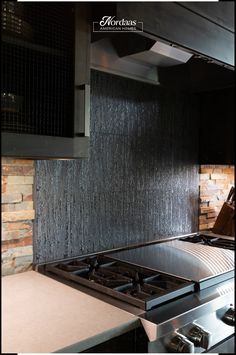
left=1, top=1, right=74, bottom=137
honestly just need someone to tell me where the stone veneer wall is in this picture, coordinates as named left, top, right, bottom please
left=199, top=165, right=235, bottom=231
left=1, top=158, right=35, bottom=276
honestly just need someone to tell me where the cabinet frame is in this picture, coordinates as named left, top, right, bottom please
left=1, top=4, right=90, bottom=159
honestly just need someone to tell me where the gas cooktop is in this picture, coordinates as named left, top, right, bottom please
left=37, top=234, right=235, bottom=354
left=43, top=255, right=194, bottom=310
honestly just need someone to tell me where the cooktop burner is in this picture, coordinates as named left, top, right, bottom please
left=180, top=234, right=234, bottom=250
left=44, top=255, right=194, bottom=310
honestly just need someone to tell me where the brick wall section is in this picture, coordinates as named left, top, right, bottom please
left=199, top=165, right=235, bottom=231
left=1, top=158, right=35, bottom=276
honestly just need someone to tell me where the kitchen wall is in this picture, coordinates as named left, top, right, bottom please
left=1, top=158, right=35, bottom=275
left=2, top=73, right=234, bottom=272
left=199, top=165, right=234, bottom=230
left=2, top=160, right=235, bottom=274
left=33, top=70, right=199, bottom=263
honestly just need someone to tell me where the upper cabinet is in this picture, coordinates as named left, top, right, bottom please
left=1, top=2, right=90, bottom=159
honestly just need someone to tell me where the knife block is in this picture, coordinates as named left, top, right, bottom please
left=212, top=202, right=235, bottom=237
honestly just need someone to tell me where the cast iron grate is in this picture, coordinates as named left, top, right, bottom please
left=44, top=255, right=195, bottom=310
left=180, top=235, right=235, bottom=250
left=1, top=1, right=74, bottom=137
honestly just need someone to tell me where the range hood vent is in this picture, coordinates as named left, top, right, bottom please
left=127, top=40, right=193, bottom=67
left=91, top=35, right=193, bottom=85
left=110, top=33, right=193, bottom=67
left=91, top=38, right=159, bottom=85
left=91, top=2, right=234, bottom=88
left=91, top=36, right=234, bottom=91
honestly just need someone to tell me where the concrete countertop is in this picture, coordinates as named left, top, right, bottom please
left=2, top=270, right=140, bottom=353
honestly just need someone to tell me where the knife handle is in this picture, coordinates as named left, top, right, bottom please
left=226, top=186, right=235, bottom=204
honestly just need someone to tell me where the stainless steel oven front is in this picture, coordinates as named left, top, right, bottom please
left=139, top=278, right=234, bottom=353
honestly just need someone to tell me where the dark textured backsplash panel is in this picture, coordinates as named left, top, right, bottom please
left=34, top=71, right=199, bottom=263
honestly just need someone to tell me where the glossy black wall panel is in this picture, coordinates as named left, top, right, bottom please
left=34, top=71, right=199, bottom=263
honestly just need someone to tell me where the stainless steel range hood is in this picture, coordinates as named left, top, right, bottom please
left=91, top=2, right=234, bottom=88
left=126, top=40, right=193, bottom=67
left=91, top=37, right=193, bottom=85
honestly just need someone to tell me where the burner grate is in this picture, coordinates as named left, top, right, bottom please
left=45, top=255, right=194, bottom=310
left=180, top=235, right=235, bottom=250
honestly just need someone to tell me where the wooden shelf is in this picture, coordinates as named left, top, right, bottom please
left=1, top=132, right=89, bottom=159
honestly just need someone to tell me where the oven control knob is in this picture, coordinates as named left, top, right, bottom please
left=168, top=333, right=194, bottom=353
left=222, top=307, right=235, bottom=326
left=187, top=324, right=212, bottom=349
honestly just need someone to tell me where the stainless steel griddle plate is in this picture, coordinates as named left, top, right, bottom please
left=108, top=240, right=234, bottom=289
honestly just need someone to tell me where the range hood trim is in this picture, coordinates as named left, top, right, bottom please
left=151, top=40, right=193, bottom=64
left=126, top=39, right=193, bottom=68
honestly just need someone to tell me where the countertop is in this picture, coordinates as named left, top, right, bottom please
left=2, top=270, right=139, bottom=353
